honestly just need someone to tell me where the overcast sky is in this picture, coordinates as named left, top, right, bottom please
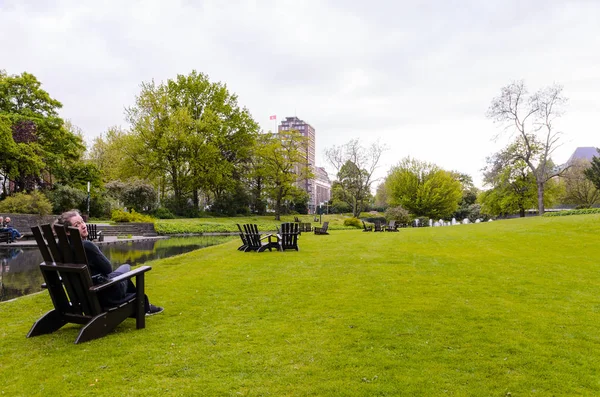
left=2, top=0, right=599, bottom=188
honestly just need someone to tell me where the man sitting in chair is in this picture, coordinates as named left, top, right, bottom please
left=56, top=210, right=164, bottom=316
left=1, top=216, right=23, bottom=242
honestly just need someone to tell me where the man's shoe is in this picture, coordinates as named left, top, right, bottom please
left=146, top=304, right=164, bottom=316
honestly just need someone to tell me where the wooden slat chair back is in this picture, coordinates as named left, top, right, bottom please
left=241, top=224, right=279, bottom=252
left=236, top=223, right=248, bottom=251
left=386, top=220, right=399, bottom=232
left=373, top=222, right=384, bottom=232
left=27, top=224, right=151, bottom=344
left=0, top=230, right=11, bottom=243
left=314, top=221, right=329, bottom=235
left=86, top=223, right=102, bottom=241
left=278, top=222, right=299, bottom=251
left=242, top=224, right=261, bottom=252
left=362, top=221, right=373, bottom=232
left=299, top=222, right=312, bottom=232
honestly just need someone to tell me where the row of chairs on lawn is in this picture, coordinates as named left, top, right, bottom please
left=362, top=220, right=405, bottom=232
left=292, top=217, right=314, bottom=233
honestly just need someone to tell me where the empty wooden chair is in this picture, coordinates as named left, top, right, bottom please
left=278, top=222, right=299, bottom=251
left=314, top=221, right=329, bottom=235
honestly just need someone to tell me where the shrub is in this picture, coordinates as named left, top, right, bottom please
left=543, top=208, right=600, bottom=217
left=122, top=180, right=157, bottom=213
left=343, top=217, right=362, bottom=228
left=0, top=191, right=53, bottom=215
left=384, top=206, right=411, bottom=224
left=111, top=208, right=155, bottom=223
left=364, top=216, right=386, bottom=224
left=153, top=207, right=176, bottom=219
left=45, top=184, right=87, bottom=214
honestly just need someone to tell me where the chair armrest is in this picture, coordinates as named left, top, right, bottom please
left=89, top=266, right=152, bottom=293
left=260, top=233, right=272, bottom=241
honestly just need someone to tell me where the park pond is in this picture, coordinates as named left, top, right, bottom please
left=0, top=235, right=235, bottom=302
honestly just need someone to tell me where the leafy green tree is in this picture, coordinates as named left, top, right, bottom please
left=122, top=180, right=157, bottom=213
left=373, top=183, right=388, bottom=211
left=487, top=81, right=568, bottom=214
left=125, top=71, right=258, bottom=215
left=0, top=71, right=85, bottom=193
left=325, top=139, right=385, bottom=217
left=385, top=157, right=462, bottom=219
left=480, top=147, right=538, bottom=217
left=561, top=158, right=599, bottom=208
left=384, top=205, right=411, bottom=224
left=583, top=148, right=600, bottom=190
left=257, top=131, right=312, bottom=220
left=88, top=127, right=141, bottom=182
left=45, top=184, right=88, bottom=214
left=451, top=173, right=479, bottom=221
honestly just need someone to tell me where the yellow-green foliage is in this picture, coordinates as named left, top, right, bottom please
left=343, top=217, right=362, bottom=228
left=111, top=208, right=155, bottom=223
left=0, top=191, right=53, bottom=215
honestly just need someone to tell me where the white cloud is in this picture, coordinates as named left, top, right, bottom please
left=1, top=0, right=599, bottom=189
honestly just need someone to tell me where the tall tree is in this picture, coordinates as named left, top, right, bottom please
left=487, top=81, right=567, bottom=214
left=126, top=71, right=258, bottom=215
left=257, top=131, right=312, bottom=220
left=562, top=158, right=600, bottom=208
left=385, top=157, right=462, bottom=219
left=325, top=139, right=385, bottom=217
left=0, top=70, right=85, bottom=194
left=583, top=148, right=600, bottom=190
left=451, top=172, right=479, bottom=221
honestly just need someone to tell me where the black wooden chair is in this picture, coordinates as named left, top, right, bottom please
left=314, top=221, right=329, bottom=235
left=86, top=223, right=103, bottom=241
left=278, top=222, right=299, bottom=251
left=236, top=223, right=249, bottom=251
left=27, top=224, right=151, bottom=344
left=242, top=224, right=280, bottom=252
left=385, top=220, right=399, bottom=232
left=373, top=222, right=384, bottom=232
left=362, top=221, right=373, bottom=232
left=0, top=230, right=11, bottom=244
left=301, top=222, right=312, bottom=232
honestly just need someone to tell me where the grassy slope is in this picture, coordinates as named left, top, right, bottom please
left=1, top=215, right=599, bottom=396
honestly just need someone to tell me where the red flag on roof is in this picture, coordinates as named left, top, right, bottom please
left=269, top=115, right=276, bottom=120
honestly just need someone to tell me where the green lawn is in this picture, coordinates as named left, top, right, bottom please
left=1, top=215, right=599, bottom=396
left=153, top=213, right=362, bottom=234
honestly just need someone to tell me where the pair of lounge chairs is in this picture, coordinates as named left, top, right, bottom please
left=237, top=223, right=299, bottom=252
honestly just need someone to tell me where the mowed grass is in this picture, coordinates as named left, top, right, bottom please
left=1, top=215, right=599, bottom=396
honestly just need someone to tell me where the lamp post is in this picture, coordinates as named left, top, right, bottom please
left=87, top=181, right=91, bottom=216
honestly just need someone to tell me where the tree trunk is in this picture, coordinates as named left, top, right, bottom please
left=537, top=182, right=545, bottom=215
left=275, top=190, right=282, bottom=221
left=519, top=207, right=525, bottom=218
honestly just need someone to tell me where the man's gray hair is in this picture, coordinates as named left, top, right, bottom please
left=56, top=209, right=82, bottom=227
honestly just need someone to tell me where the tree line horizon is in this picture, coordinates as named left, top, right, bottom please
left=1, top=69, right=599, bottom=220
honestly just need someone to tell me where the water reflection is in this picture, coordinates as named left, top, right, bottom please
left=0, top=235, right=233, bottom=302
